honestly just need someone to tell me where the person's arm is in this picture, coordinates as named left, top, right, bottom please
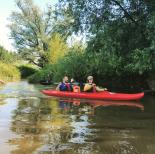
left=83, top=84, right=93, bottom=92
left=96, top=86, right=107, bottom=92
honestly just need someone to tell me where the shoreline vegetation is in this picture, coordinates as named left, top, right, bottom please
left=0, top=46, right=21, bottom=82
left=0, top=62, right=20, bottom=83
left=1, top=0, right=155, bottom=93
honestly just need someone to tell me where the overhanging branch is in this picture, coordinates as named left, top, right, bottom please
left=112, top=0, right=137, bottom=24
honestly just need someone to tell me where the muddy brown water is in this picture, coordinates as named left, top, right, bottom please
left=0, top=81, right=155, bottom=154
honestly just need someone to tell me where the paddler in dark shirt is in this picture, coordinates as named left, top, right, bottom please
left=83, top=76, right=107, bottom=92
left=56, top=76, right=72, bottom=91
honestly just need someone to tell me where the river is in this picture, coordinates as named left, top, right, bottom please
left=0, top=81, right=155, bottom=154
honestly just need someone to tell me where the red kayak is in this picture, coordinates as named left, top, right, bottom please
left=42, top=90, right=144, bottom=101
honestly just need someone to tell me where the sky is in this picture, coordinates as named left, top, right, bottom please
left=0, top=0, right=57, bottom=51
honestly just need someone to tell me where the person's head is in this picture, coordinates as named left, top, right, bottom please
left=87, top=76, right=93, bottom=83
left=63, top=76, right=69, bottom=83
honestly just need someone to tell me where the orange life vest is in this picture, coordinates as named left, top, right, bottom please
left=73, top=85, right=80, bottom=93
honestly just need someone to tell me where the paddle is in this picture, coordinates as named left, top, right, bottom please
left=52, top=82, right=82, bottom=85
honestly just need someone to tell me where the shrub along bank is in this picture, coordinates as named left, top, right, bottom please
left=28, top=48, right=154, bottom=92
left=0, top=62, right=20, bottom=82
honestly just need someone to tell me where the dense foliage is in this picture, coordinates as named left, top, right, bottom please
left=18, top=65, right=37, bottom=78
left=9, top=0, right=155, bottom=91
left=54, top=0, right=155, bottom=89
left=28, top=64, right=53, bottom=83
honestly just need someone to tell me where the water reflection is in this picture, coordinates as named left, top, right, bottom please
left=0, top=81, right=155, bottom=154
left=59, top=99, right=144, bottom=114
left=0, top=98, right=19, bottom=154
left=9, top=98, right=150, bottom=154
left=9, top=98, right=73, bottom=154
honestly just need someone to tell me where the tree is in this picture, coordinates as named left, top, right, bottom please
left=47, top=33, right=68, bottom=64
left=52, top=3, right=75, bottom=39
left=9, top=0, right=54, bottom=67
left=58, top=0, right=155, bottom=71
left=58, top=0, right=155, bottom=50
left=54, top=0, right=155, bottom=90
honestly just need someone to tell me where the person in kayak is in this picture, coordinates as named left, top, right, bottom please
left=83, top=76, right=107, bottom=92
left=56, top=76, right=72, bottom=91
left=70, top=78, right=81, bottom=92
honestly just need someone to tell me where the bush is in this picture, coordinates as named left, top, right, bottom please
left=124, top=49, right=154, bottom=75
left=27, top=45, right=154, bottom=92
left=52, top=50, right=88, bottom=82
left=18, top=65, right=37, bottom=78
left=28, top=47, right=88, bottom=83
left=0, top=62, right=20, bottom=82
left=28, top=64, right=53, bottom=83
